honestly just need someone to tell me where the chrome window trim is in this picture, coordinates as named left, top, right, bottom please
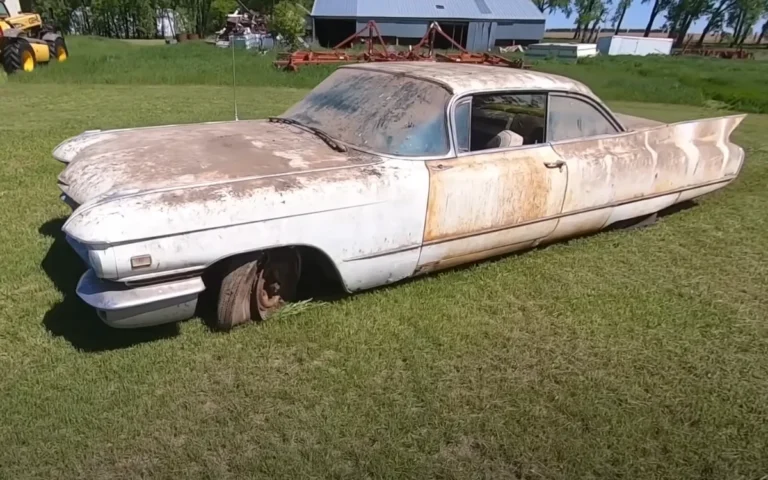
left=449, top=89, right=551, bottom=158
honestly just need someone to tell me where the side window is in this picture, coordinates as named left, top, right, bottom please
left=454, top=100, right=471, bottom=153
left=468, top=93, right=547, bottom=151
left=0, top=3, right=8, bottom=16
left=547, top=95, right=618, bottom=142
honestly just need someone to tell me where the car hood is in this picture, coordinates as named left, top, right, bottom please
left=56, top=119, right=378, bottom=205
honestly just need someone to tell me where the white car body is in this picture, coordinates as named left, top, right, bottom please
left=54, top=63, right=746, bottom=328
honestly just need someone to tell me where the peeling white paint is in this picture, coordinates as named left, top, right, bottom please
left=273, top=150, right=311, bottom=168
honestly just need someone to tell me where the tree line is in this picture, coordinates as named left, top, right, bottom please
left=32, top=0, right=312, bottom=38
left=534, top=0, right=768, bottom=47
left=29, top=0, right=768, bottom=48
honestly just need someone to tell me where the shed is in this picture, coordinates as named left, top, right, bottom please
left=596, top=36, right=673, bottom=56
left=526, top=43, right=598, bottom=60
left=310, top=0, right=545, bottom=50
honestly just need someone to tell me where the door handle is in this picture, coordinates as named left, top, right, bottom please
left=543, top=160, right=566, bottom=170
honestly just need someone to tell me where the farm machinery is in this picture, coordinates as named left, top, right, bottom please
left=0, top=0, right=68, bottom=74
left=274, top=21, right=528, bottom=71
left=674, top=37, right=755, bottom=59
left=674, top=48, right=754, bottom=59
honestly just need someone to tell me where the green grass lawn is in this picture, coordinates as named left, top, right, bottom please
left=1, top=38, right=768, bottom=478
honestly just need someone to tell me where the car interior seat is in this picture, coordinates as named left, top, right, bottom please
left=484, top=130, right=525, bottom=150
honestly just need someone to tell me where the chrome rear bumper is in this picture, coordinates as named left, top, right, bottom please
left=76, top=270, right=205, bottom=329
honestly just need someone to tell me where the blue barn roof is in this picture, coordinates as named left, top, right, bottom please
left=311, top=0, right=545, bottom=21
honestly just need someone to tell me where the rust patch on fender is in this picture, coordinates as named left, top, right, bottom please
left=553, top=113, right=746, bottom=215
left=416, top=239, right=537, bottom=275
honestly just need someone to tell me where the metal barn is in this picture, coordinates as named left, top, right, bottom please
left=310, top=0, right=545, bottom=50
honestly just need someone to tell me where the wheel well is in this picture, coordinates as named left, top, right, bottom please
left=42, top=32, right=61, bottom=43
left=201, top=246, right=346, bottom=299
left=295, top=246, right=347, bottom=298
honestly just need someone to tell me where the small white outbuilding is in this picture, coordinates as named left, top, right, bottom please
left=525, top=43, right=598, bottom=60
left=596, top=35, right=673, bottom=56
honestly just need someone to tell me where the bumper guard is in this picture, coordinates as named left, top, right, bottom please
left=76, top=270, right=206, bottom=329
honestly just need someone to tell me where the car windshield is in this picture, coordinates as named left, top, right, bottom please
left=0, top=3, right=9, bottom=17
left=281, top=69, right=452, bottom=157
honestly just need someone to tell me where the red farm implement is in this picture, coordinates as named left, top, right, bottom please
left=675, top=48, right=755, bottom=59
left=274, top=21, right=397, bottom=71
left=674, top=39, right=755, bottom=59
left=274, top=21, right=528, bottom=71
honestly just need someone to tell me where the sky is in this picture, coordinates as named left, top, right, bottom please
left=544, top=2, right=710, bottom=33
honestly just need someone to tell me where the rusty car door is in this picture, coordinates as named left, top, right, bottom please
left=416, top=94, right=568, bottom=273
left=540, top=93, right=629, bottom=242
left=417, top=146, right=568, bottom=273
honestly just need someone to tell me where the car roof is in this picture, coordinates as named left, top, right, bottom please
left=342, top=62, right=596, bottom=99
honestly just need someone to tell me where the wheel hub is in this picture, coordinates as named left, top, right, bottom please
left=22, top=52, right=34, bottom=72
left=251, top=251, right=301, bottom=320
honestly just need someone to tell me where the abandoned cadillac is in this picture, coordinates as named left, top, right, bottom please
left=54, top=63, right=746, bottom=330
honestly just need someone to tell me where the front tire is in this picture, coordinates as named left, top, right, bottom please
left=48, top=37, right=68, bottom=62
left=2, top=39, right=36, bottom=74
left=215, top=249, right=302, bottom=331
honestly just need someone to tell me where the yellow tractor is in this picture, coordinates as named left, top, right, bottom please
left=0, top=0, right=68, bottom=74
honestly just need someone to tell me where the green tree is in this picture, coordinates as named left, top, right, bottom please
left=725, top=0, right=767, bottom=45
left=34, top=0, right=73, bottom=31
left=210, top=0, right=237, bottom=30
left=573, top=0, right=611, bottom=41
left=33, top=0, right=314, bottom=38
left=665, top=0, right=713, bottom=47
left=696, top=0, right=736, bottom=45
left=757, top=18, right=768, bottom=43
left=271, top=0, right=306, bottom=50
left=641, top=0, right=673, bottom=36
left=612, top=0, right=633, bottom=33
left=531, top=0, right=572, bottom=14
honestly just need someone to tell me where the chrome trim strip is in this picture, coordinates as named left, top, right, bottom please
left=343, top=244, right=421, bottom=262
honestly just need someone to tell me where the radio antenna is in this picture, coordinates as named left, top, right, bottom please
left=231, top=34, right=239, bottom=121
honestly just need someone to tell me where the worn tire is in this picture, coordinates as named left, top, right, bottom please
left=2, top=39, right=35, bottom=74
left=48, top=37, right=68, bottom=62
left=216, top=256, right=261, bottom=331
left=215, top=250, right=301, bottom=331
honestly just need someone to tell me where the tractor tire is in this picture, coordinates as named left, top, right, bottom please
left=48, top=37, right=68, bottom=63
left=2, top=39, right=36, bottom=74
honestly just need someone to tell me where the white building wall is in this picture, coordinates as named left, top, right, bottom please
left=5, top=0, right=22, bottom=15
left=596, top=36, right=673, bottom=56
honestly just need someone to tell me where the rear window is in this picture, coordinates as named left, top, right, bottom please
left=547, top=95, right=619, bottom=142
